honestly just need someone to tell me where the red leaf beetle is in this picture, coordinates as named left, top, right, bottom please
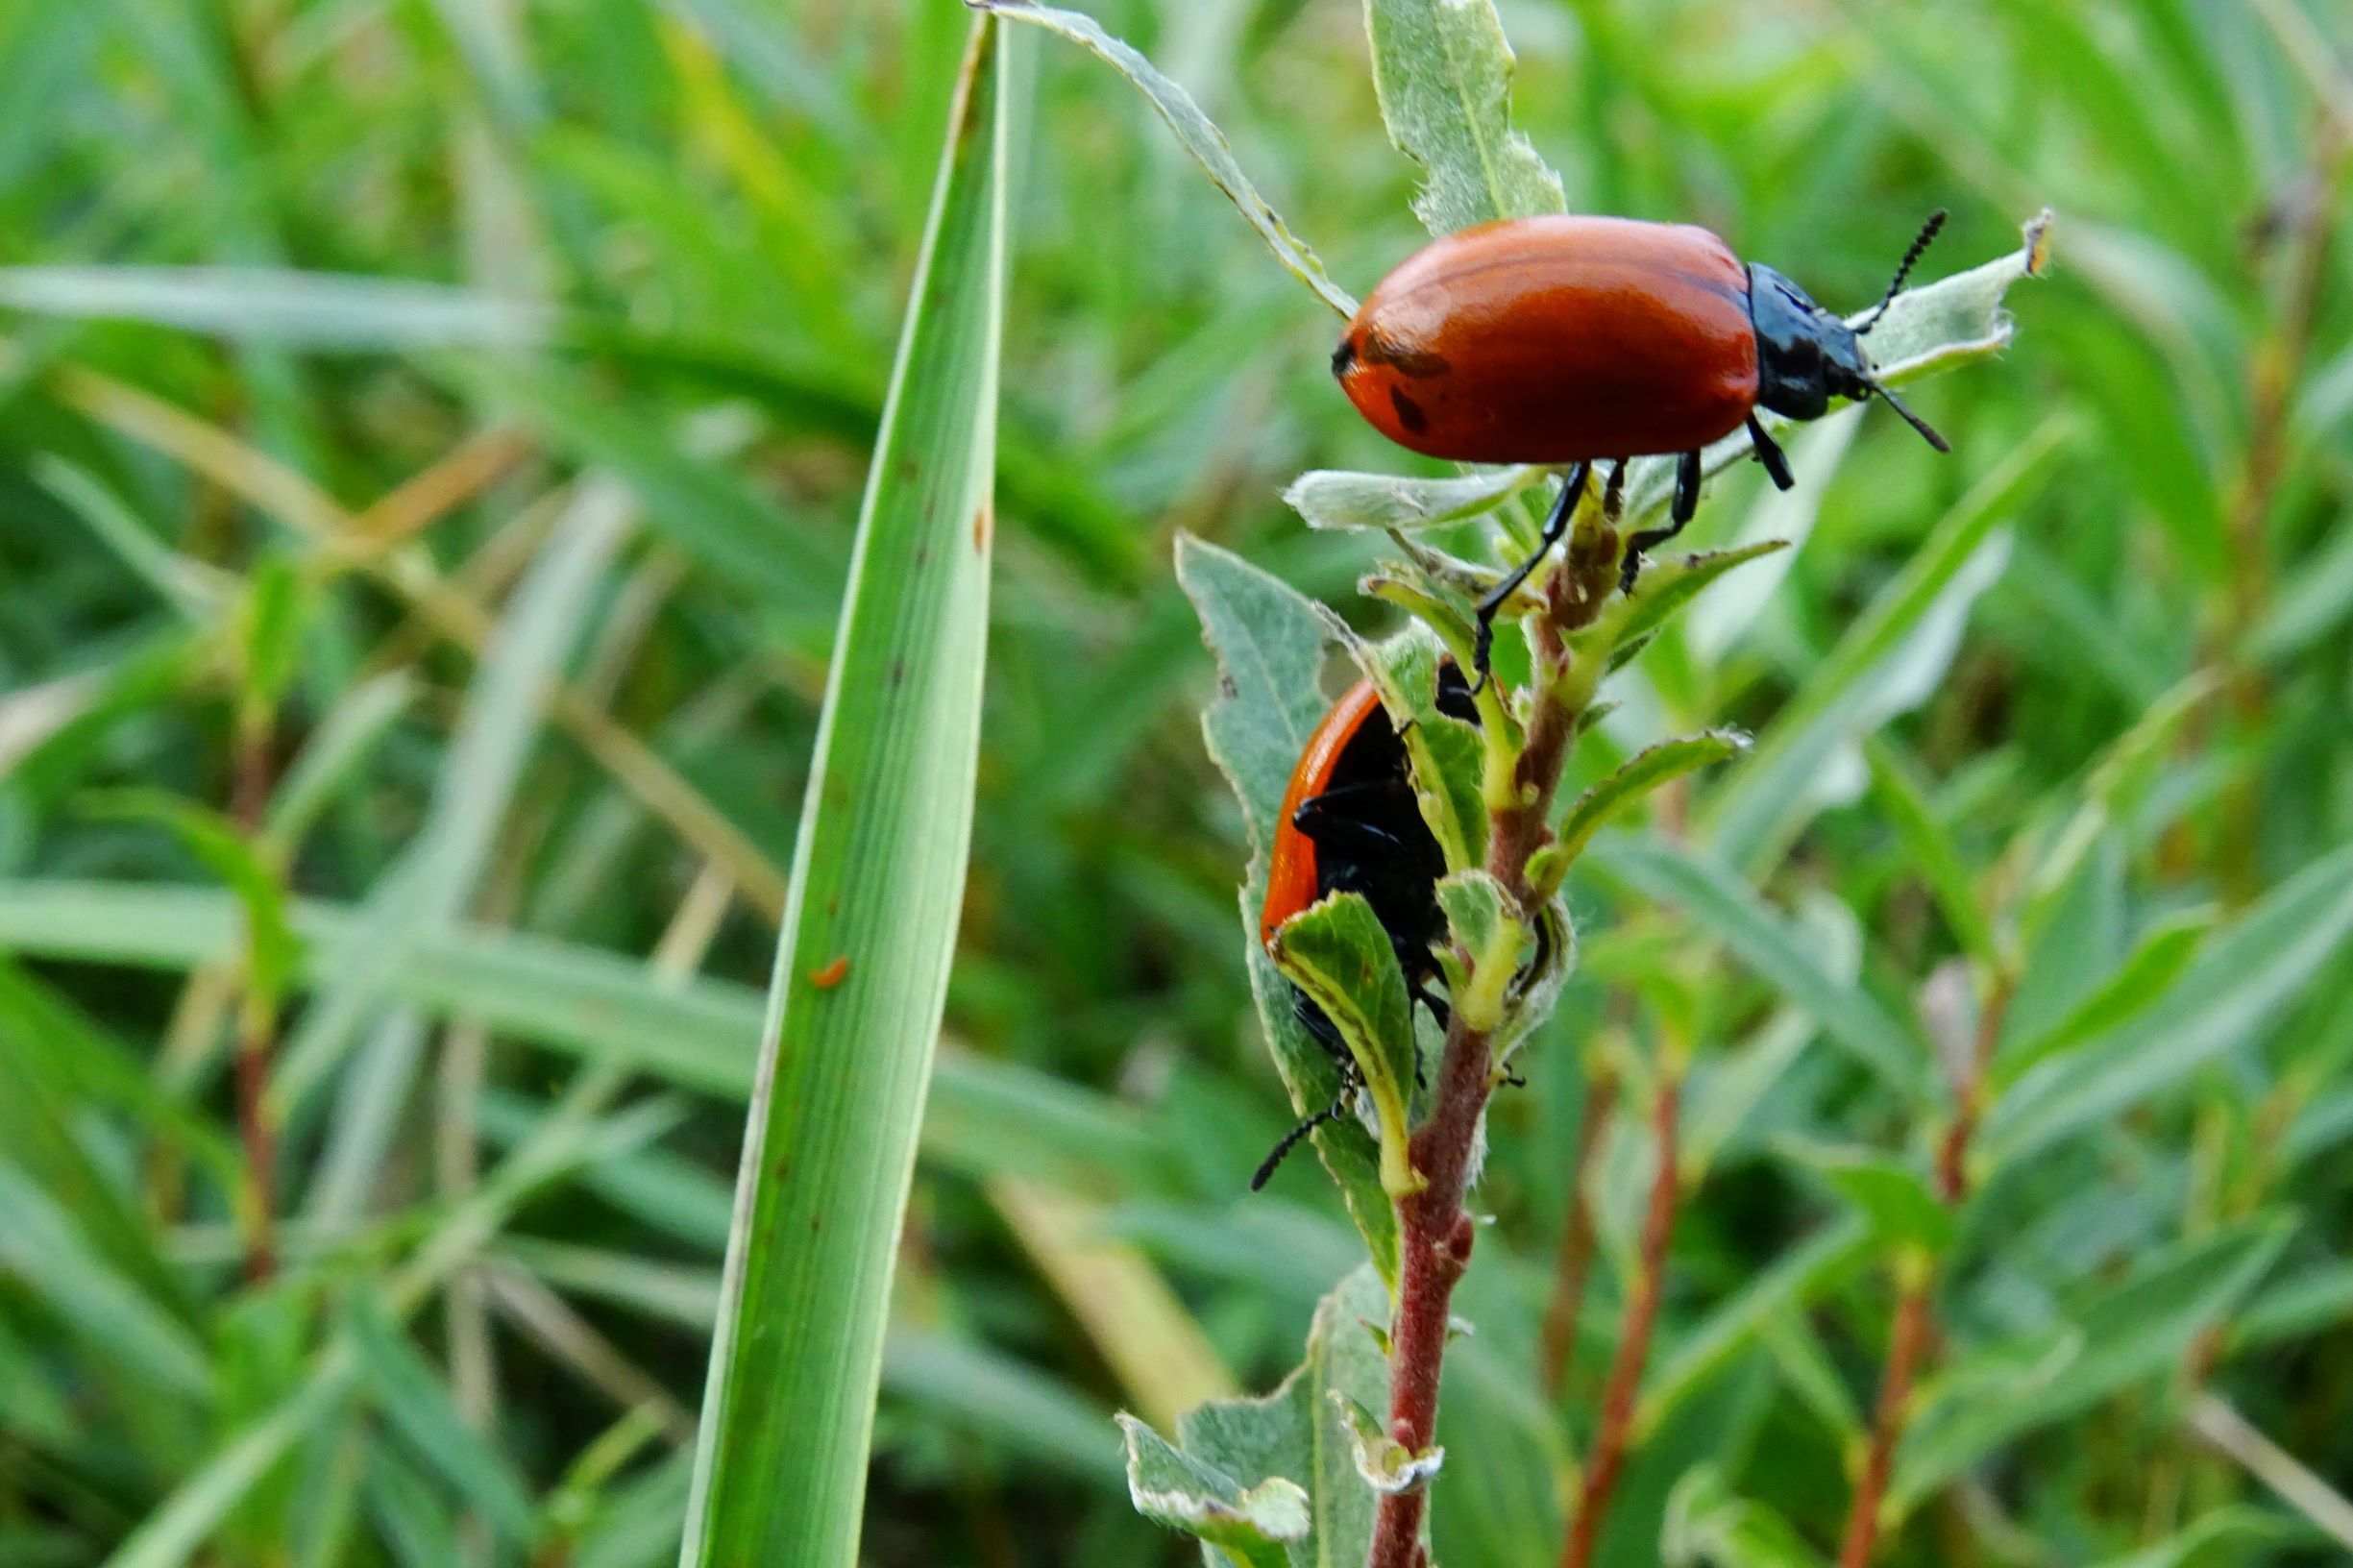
left=1333, top=211, right=1950, bottom=678
left=1252, top=663, right=1476, bottom=1188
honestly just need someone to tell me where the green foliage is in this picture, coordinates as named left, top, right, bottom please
left=4, top=0, right=2351, bottom=1565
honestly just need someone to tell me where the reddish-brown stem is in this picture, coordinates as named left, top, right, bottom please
left=1557, top=1074, right=1681, bottom=1568
left=1366, top=587, right=1594, bottom=1568
left=1538, top=1070, right=1618, bottom=1398
left=1837, top=1277, right=1935, bottom=1568
left=232, top=710, right=277, bottom=1283
left=1837, top=978, right=2013, bottom=1563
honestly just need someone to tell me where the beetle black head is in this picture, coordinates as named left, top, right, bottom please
left=1746, top=211, right=1951, bottom=454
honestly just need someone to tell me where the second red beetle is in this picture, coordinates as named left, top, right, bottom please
left=1333, top=211, right=1950, bottom=676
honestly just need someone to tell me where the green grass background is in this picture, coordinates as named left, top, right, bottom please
left=2, top=1, right=2350, bottom=1565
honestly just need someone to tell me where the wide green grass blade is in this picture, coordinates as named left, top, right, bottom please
left=675, top=18, right=1011, bottom=1567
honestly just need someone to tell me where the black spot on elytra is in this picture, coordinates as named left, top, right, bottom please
left=1331, top=335, right=1358, bottom=377
left=1389, top=386, right=1429, bottom=433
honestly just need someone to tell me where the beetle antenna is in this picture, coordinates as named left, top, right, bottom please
left=1868, top=380, right=1950, bottom=453
left=1855, top=209, right=1948, bottom=335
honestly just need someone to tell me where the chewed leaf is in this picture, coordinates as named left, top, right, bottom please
left=1362, top=0, right=1565, bottom=234
left=1865, top=209, right=2055, bottom=383
left=1554, top=731, right=1750, bottom=867
left=1284, top=465, right=1541, bottom=532
left=1125, top=1266, right=1393, bottom=1566
left=971, top=1, right=1357, bottom=317
left=1271, top=894, right=1421, bottom=1198
left=1120, top=1416, right=1306, bottom=1567
left=1498, top=896, right=1574, bottom=1066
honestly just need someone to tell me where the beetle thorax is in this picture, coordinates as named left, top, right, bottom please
left=1748, top=264, right=1873, bottom=422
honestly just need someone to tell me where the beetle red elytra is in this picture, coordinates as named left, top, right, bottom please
left=1334, top=211, right=1950, bottom=679
left=1253, top=664, right=1476, bottom=1188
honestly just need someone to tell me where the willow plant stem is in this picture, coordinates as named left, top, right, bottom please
left=231, top=705, right=278, bottom=1284
left=1558, top=1073, right=1680, bottom=1568
left=1837, top=1277, right=1935, bottom=1568
left=1367, top=584, right=1593, bottom=1568
left=1838, top=975, right=2013, bottom=1565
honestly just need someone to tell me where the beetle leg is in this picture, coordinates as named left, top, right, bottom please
left=1472, top=460, right=1590, bottom=689
left=1673, top=448, right=1703, bottom=524
left=1747, top=414, right=1795, bottom=490
left=1619, top=450, right=1703, bottom=594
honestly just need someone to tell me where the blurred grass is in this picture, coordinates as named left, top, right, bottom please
left=0, top=1, right=2349, bottom=1566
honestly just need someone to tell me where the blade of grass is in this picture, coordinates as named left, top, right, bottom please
left=676, top=20, right=1011, bottom=1567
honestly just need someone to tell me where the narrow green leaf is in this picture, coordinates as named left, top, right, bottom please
left=1282, top=464, right=1539, bottom=532
left=1556, top=731, right=1749, bottom=867
left=0, top=263, right=548, bottom=347
left=235, top=556, right=306, bottom=713
left=1987, top=842, right=2353, bottom=1164
left=1892, top=1215, right=2292, bottom=1507
left=1640, top=1216, right=1872, bottom=1434
left=1863, top=740, right=1998, bottom=968
left=2087, top=1507, right=2296, bottom=1568
left=1585, top=839, right=1929, bottom=1098
left=969, top=0, right=1355, bottom=316
left=0, top=881, right=1160, bottom=1196
left=2014, top=672, right=2218, bottom=950
left=1601, top=541, right=1792, bottom=672
left=103, top=1354, right=360, bottom=1568
left=0, top=962, right=235, bottom=1283
left=679, top=23, right=1009, bottom=1567
left=31, top=454, right=224, bottom=618
left=1777, top=1141, right=1955, bottom=1259
left=0, top=1161, right=212, bottom=1403
left=82, top=790, right=300, bottom=1000
left=261, top=671, right=417, bottom=851
left=1702, top=418, right=2069, bottom=871
left=347, top=1296, right=539, bottom=1547
left=1992, top=906, right=2218, bottom=1089
left=1361, top=0, right=1565, bottom=234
